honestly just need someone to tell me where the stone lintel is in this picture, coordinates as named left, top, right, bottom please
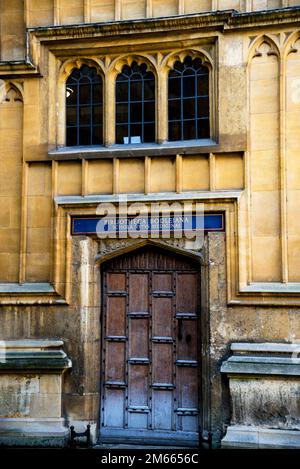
left=54, top=190, right=241, bottom=207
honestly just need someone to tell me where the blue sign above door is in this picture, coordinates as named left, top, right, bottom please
left=71, top=213, right=224, bottom=236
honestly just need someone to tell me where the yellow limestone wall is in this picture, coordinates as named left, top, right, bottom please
left=1, top=3, right=300, bottom=296
left=26, top=163, right=52, bottom=282
left=249, top=42, right=281, bottom=282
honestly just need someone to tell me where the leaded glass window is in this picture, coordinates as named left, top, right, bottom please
left=116, top=61, right=155, bottom=144
left=168, top=56, right=210, bottom=141
left=66, top=65, right=103, bottom=146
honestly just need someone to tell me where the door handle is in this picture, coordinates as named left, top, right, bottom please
left=178, top=319, right=183, bottom=341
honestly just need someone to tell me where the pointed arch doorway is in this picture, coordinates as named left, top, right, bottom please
left=99, top=244, right=201, bottom=447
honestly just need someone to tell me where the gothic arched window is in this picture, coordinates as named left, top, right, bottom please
left=66, top=65, right=103, bottom=146
left=116, top=61, right=155, bottom=144
left=168, top=56, right=210, bottom=141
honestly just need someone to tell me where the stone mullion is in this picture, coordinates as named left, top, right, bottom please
left=104, top=67, right=116, bottom=145
left=157, top=68, right=168, bottom=143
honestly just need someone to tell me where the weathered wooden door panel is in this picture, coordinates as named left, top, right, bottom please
left=100, top=246, right=200, bottom=446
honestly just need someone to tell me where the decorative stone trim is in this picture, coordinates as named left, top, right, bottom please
left=0, top=340, right=72, bottom=372
left=221, top=342, right=300, bottom=377
left=240, top=283, right=300, bottom=294
left=95, top=238, right=204, bottom=266
left=0, top=60, right=39, bottom=78
left=27, top=8, right=300, bottom=41
left=48, top=139, right=220, bottom=160
left=0, top=283, right=55, bottom=294
left=54, top=190, right=242, bottom=207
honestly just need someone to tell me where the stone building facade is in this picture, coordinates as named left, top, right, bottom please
left=1, top=0, right=300, bottom=449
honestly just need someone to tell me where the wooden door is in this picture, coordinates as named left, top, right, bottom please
left=100, top=246, right=200, bottom=446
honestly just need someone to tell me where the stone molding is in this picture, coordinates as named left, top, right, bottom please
left=27, top=8, right=300, bottom=41
left=221, top=342, right=300, bottom=377
left=95, top=237, right=204, bottom=265
left=48, top=139, right=220, bottom=159
left=54, top=190, right=242, bottom=207
left=0, top=340, right=72, bottom=373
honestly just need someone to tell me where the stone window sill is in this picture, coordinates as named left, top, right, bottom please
left=48, top=139, right=219, bottom=159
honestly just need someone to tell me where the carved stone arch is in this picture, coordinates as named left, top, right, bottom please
left=95, top=238, right=204, bottom=266
left=0, top=81, right=23, bottom=104
left=248, top=36, right=280, bottom=64
left=59, top=57, right=105, bottom=84
left=162, top=48, right=213, bottom=72
left=108, top=54, right=158, bottom=79
left=283, top=30, right=300, bottom=59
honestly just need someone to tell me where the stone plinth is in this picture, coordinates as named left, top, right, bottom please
left=221, top=342, right=300, bottom=449
left=0, top=340, right=71, bottom=447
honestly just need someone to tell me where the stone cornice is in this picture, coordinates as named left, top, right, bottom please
left=28, top=10, right=232, bottom=41
left=0, top=8, right=299, bottom=78
left=54, top=191, right=242, bottom=207
left=0, top=60, right=39, bottom=78
left=27, top=7, right=300, bottom=43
